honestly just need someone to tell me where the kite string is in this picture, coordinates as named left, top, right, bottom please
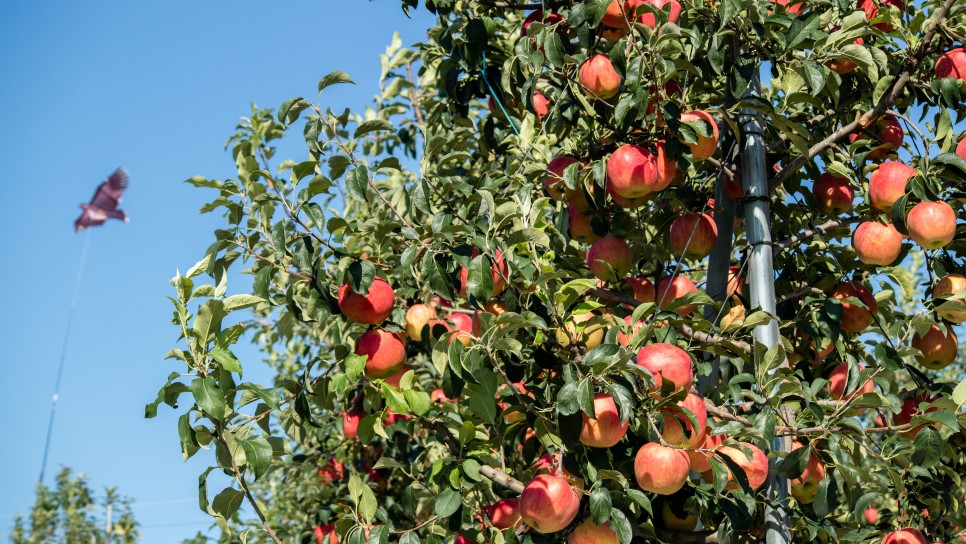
left=39, top=229, right=91, bottom=484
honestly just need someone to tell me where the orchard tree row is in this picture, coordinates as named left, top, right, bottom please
left=150, top=0, right=966, bottom=543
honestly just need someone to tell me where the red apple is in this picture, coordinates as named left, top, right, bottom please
left=626, top=276, right=656, bottom=304
left=454, top=536, right=470, bottom=544
left=859, top=0, right=904, bottom=32
left=849, top=114, right=903, bottom=159
left=338, top=277, right=395, bottom=324
left=831, top=281, right=878, bottom=333
left=430, top=388, right=453, bottom=403
left=313, top=524, right=338, bottom=544
left=882, top=528, right=926, bottom=544
left=532, top=91, right=550, bottom=120
left=568, top=517, right=619, bottom=544
left=771, top=0, right=803, bottom=13
left=827, top=362, right=875, bottom=400
left=586, top=236, right=633, bottom=282
left=459, top=248, right=509, bottom=298
left=317, top=458, right=345, bottom=483
left=607, top=181, right=652, bottom=209
left=602, top=0, right=643, bottom=30
left=634, top=442, right=691, bottom=495
left=637, top=342, right=694, bottom=395
left=662, top=392, right=708, bottom=448
left=869, top=161, right=916, bottom=212
left=544, top=157, right=579, bottom=201
left=579, top=54, right=622, bottom=100
left=342, top=410, right=363, bottom=440
left=607, top=144, right=670, bottom=199
left=680, top=110, right=719, bottom=161
left=519, top=474, right=581, bottom=533
left=912, top=324, right=958, bottom=370
left=687, top=430, right=725, bottom=472
left=580, top=393, right=630, bottom=447
left=669, top=212, right=718, bottom=259
left=827, top=37, right=865, bottom=74
left=637, top=0, right=682, bottom=28
left=448, top=312, right=475, bottom=346
left=384, top=365, right=411, bottom=388
left=521, top=10, right=567, bottom=36
left=957, top=136, right=966, bottom=159
left=355, top=328, right=407, bottom=378
left=717, top=442, right=769, bottom=491
left=853, top=221, right=903, bottom=266
left=894, top=395, right=939, bottom=438
left=813, top=173, right=854, bottom=214
left=907, top=201, right=957, bottom=250
left=656, top=275, right=698, bottom=316
left=789, top=442, right=825, bottom=504
left=486, top=498, right=521, bottom=530
left=569, top=207, right=601, bottom=244
left=405, top=303, right=438, bottom=341
left=933, top=273, right=966, bottom=322
left=864, top=506, right=879, bottom=524
left=936, top=48, right=966, bottom=83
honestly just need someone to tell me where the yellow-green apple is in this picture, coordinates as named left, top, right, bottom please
left=849, top=114, right=903, bottom=159
left=586, top=236, right=633, bottom=282
left=532, top=91, right=550, bottom=120
left=827, top=362, right=875, bottom=400
left=907, top=201, right=957, bottom=249
left=338, top=277, right=395, bottom=324
left=637, top=0, right=682, bottom=28
left=869, top=161, right=916, bottom=212
left=789, top=442, right=825, bottom=504
left=579, top=54, right=622, bottom=99
left=626, top=276, right=656, bottom=305
left=637, top=343, right=694, bottom=395
left=864, top=506, right=879, bottom=524
left=932, top=273, right=966, bottom=322
left=355, top=328, right=407, bottom=378
left=669, top=212, right=717, bottom=259
left=568, top=517, right=619, bottom=544
left=569, top=207, right=601, bottom=244
left=853, top=221, right=903, bottom=266
left=662, top=392, right=707, bottom=448
left=859, top=0, right=904, bottom=31
left=661, top=501, right=697, bottom=531
left=634, top=442, right=691, bottom=495
left=827, top=36, right=865, bottom=74
left=717, top=442, right=769, bottom=491
left=533, top=453, right=586, bottom=490
left=935, top=48, right=966, bottom=84
left=556, top=312, right=607, bottom=349
left=342, top=410, right=363, bottom=440
left=459, top=248, right=508, bottom=298
left=679, top=110, right=719, bottom=161
left=830, top=281, right=878, bottom=333
left=519, top=474, right=581, bottom=533
left=580, top=393, right=630, bottom=447
left=544, top=157, right=578, bottom=201
left=606, top=144, right=666, bottom=199
left=912, top=324, right=958, bottom=370
left=813, top=173, right=855, bottom=214
left=405, top=303, right=437, bottom=341
left=656, top=275, right=698, bottom=315
left=313, top=524, right=337, bottom=544
left=486, top=498, right=521, bottom=530
left=894, top=395, right=939, bottom=439
left=882, top=528, right=926, bottom=544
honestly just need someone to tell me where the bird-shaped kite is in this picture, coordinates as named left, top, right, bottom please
left=74, top=167, right=129, bottom=232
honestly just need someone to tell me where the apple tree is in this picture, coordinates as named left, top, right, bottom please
left=150, top=0, right=966, bottom=543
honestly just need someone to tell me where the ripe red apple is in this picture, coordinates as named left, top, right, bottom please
left=882, top=528, right=926, bottom=544
left=637, top=0, right=682, bottom=29
left=626, top=276, right=656, bottom=304
left=717, top=442, right=769, bottom=491
left=459, top=248, right=509, bottom=298
left=355, top=328, right=407, bottom=378
left=687, top=430, right=725, bottom=472
left=864, top=506, right=879, bottom=524
left=831, top=281, right=878, bottom=333
left=869, top=161, right=916, bottom=212
left=789, top=442, right=825, bottom=504
left=579, top=54, right=622, bottom=100
left=449, top=312, right=475, bottom=346
left=602, top=0, right=643, bottom=29
left=827, top=36, right=865, bottom=74
left=586, top=236, right=633, bottom=282
left=849, top=114, right=903, bottom=159
left=430, top=388, right=453, bottom=403
left=656, top=275, right=698, bottom=316
left=544, top=157, right=579, bottom=201
left=912, top=324, right=958, bottom=370
left=532, top=91, right=550, bottom=120
left=569, top=206, right=601, bottom=244
left=486, top=498, right=521, bottom=530
left=313, top=524, right=337, bottom=544
left=933, top=273, right=966, bottom=322
left=770, top=0, right=803, bottom=13
left=907, top=201, right=957, bottom=249
left=338, top=277, right=395, bottom=324
left=859, top=0, right=904, bottom=32
left=580, top=393, right=630, bottom=447
left=853, top=221, right=903, bottom=266
left=936, top=48, right=966, bottom=83
left=957, top=136, right=966, bottom=159
left=813, top=173, right=854, bottom=214
left=645, top=81, right=683, bottom=118
left=342, top=410, right=363, bottom=440
left=519, top=474, right=581, bottom=533
left=454, top=536, right=470, bottom=544
left=568, top=517, right=619, bottom=544
left=827, top=362, right=875, bottom=400
left=607, top=144, right=669, bottom=199
left=669, top=212, right=718, bottom=259
left=405, top=303, right=438, bottom=341
left=521, top=10, right=567, bottom=36
left=894, top=395, right=939, bottom=438
left=637, top=343, right=694, bottom=395
left=662, top=392, right=708, bottom=448
left=680, top=110, right=719, bottom=161
left=384, top=365, right=411, bottom=388
left=634, top=442, right=691, bottom=495
left=317, top=458, right=345, bottom=483
left=607, top=181, right=652, bottom=209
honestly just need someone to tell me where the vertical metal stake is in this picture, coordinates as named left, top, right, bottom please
left=740, top=62, right=791, bottom=544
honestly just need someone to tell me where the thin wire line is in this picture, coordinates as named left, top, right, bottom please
left=39, top=229, right=92, bottom=484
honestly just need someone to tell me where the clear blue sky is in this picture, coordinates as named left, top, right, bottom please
left=0, top=2, right=433, bottom=542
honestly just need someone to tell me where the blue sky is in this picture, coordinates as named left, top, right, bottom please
left=0, top=2, right=432, bottom=542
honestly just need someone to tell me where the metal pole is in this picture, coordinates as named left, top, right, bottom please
left=740, top=64, right=791, bottom=544
left=105, top=503, right=113, bottom=543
